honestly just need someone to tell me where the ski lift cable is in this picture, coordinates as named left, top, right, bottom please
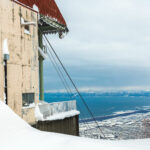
left=42, top=35, right=92, bottom=132
left=48, top=50, right=73, bottom=96
left=42, top=33, right=106, bottom=139
left=42, top=36, right=73, bottom=98
left=39, top=29, right=105, bottom=138
left=47, top=50, right=72, bottom=99
left=77, top=104, right=92, bottom=131
left=42, top=30, right=75, bottom=99
left=47, top=47, right=92, bottom=132
left=48, top=46, right=93, bottom=135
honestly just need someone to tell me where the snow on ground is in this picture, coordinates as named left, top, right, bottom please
left=0, top=100, right=150, bottom=150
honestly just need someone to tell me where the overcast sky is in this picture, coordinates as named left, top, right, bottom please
left=44, top=0, right=150, bottom=92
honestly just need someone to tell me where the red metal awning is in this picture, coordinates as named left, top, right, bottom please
left=15, top=0, right=67, bottom=26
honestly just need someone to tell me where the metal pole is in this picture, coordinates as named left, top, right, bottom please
left=38, top=30, right=44, bottom=101
left=4, top=60, right=8, bottom=105
left=39, top=56, right=44, bottom=100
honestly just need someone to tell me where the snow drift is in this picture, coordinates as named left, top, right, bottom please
left=0, top=100, right=150, bottom=150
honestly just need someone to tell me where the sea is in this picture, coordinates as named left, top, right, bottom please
left=44, top=92, right=150, bottom=122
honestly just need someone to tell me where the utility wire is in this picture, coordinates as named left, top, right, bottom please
left=48, top=49, right=92, bottom=134
left=42, top=35, right=93, bottom=132
left=39, top=29, right=105, bottom=138
left=77, top=104, right=92, bottom=132
left=43, top=38, right=73, bottom=99
left=45, top=40, right=92, bottom=132
left=47, top=51, right=71, bottom=97
left=42, top=33, right=106, bottom=139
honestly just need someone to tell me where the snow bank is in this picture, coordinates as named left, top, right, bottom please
left=45, top=110, right=80, bottom=121
left=2, top=39, right=9, bottom=55
left=0, top=100, right=150, bottom=150
left=35, top=104, right=44, bottom=121
left=35, top=100, right=80, bottom=121
left=22, top=103, right=36, bottom=109
left=33, top=4, right=39, bottom=12
left=36, top=109, right=80, bottom=121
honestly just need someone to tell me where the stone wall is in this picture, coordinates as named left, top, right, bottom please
left=0, top=0, right=39, bottom=123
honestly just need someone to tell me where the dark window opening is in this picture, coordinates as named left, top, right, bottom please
left=24, top=21, right=30, bottom=34
left=25, top=25, right=29, bottom=31
left=22, top=93, right=34, bottom=107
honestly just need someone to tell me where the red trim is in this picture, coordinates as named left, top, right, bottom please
left=16, top=0, right=67, bottom=26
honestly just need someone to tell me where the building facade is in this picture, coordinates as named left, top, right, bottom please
left=0, top=0, right=70, bottom=125
left=0, top=0, right=39, bottom=124
left=0, top=1, right=79, bottom=136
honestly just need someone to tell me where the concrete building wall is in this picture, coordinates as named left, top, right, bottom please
left=0, top=0, right=39, bottom=122
left=0, top=26, right=4, bottom=101
left=22, top=107, right=36, bottom=125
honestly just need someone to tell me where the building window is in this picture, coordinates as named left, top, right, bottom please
left=24, top=23, right=30, bottom=35
left=24, top=25, right=30, bottom=34
left=21, top=17, right=30, bottom=35
left=22, top=93, right=34, bottom=107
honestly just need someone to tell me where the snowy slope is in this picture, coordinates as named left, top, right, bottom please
left=0, top=100, right=150, bottom=150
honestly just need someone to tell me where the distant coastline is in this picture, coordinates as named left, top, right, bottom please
left=80, top=108, right=150, bottom=123
left=44, top=92, right=150, bottom=120
left=44, top=90, right=150, bottom=97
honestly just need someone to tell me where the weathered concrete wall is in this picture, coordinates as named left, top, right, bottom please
left=0, top=38, right=4, bottom=102
left=22, top=107, right=36, bottom=125
left=35, top=115, right=79, bottom=136
left=0, top=2, right=4, bottom=101
left=0, top=0, right=39, bottom=123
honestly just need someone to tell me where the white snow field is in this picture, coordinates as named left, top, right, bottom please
left=0, top=100, right=150, bottom=150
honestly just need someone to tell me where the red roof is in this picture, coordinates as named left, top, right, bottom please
left=15, top=0, right=67, bottom=26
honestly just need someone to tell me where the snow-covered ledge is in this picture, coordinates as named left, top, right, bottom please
left=35, top=100, right=80, bottom=121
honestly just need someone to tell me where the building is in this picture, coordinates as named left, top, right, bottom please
left=0, top=0, right=39, bottom=122
left=17, top=0, right=68, bottom=101
left=0, top=0, right=79, bottom=135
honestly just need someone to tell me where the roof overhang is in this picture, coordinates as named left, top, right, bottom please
left=39, top=14, right=68, bottom=34
left=12, top=0, right=69, bottom=34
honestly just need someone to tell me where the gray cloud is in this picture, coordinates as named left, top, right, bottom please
left=44, top=0, right=150, bottom=91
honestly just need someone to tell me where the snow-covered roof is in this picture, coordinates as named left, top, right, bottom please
left=35, top=100, right=80, bottom=121
left=0, top=100, right=150, bottom=150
